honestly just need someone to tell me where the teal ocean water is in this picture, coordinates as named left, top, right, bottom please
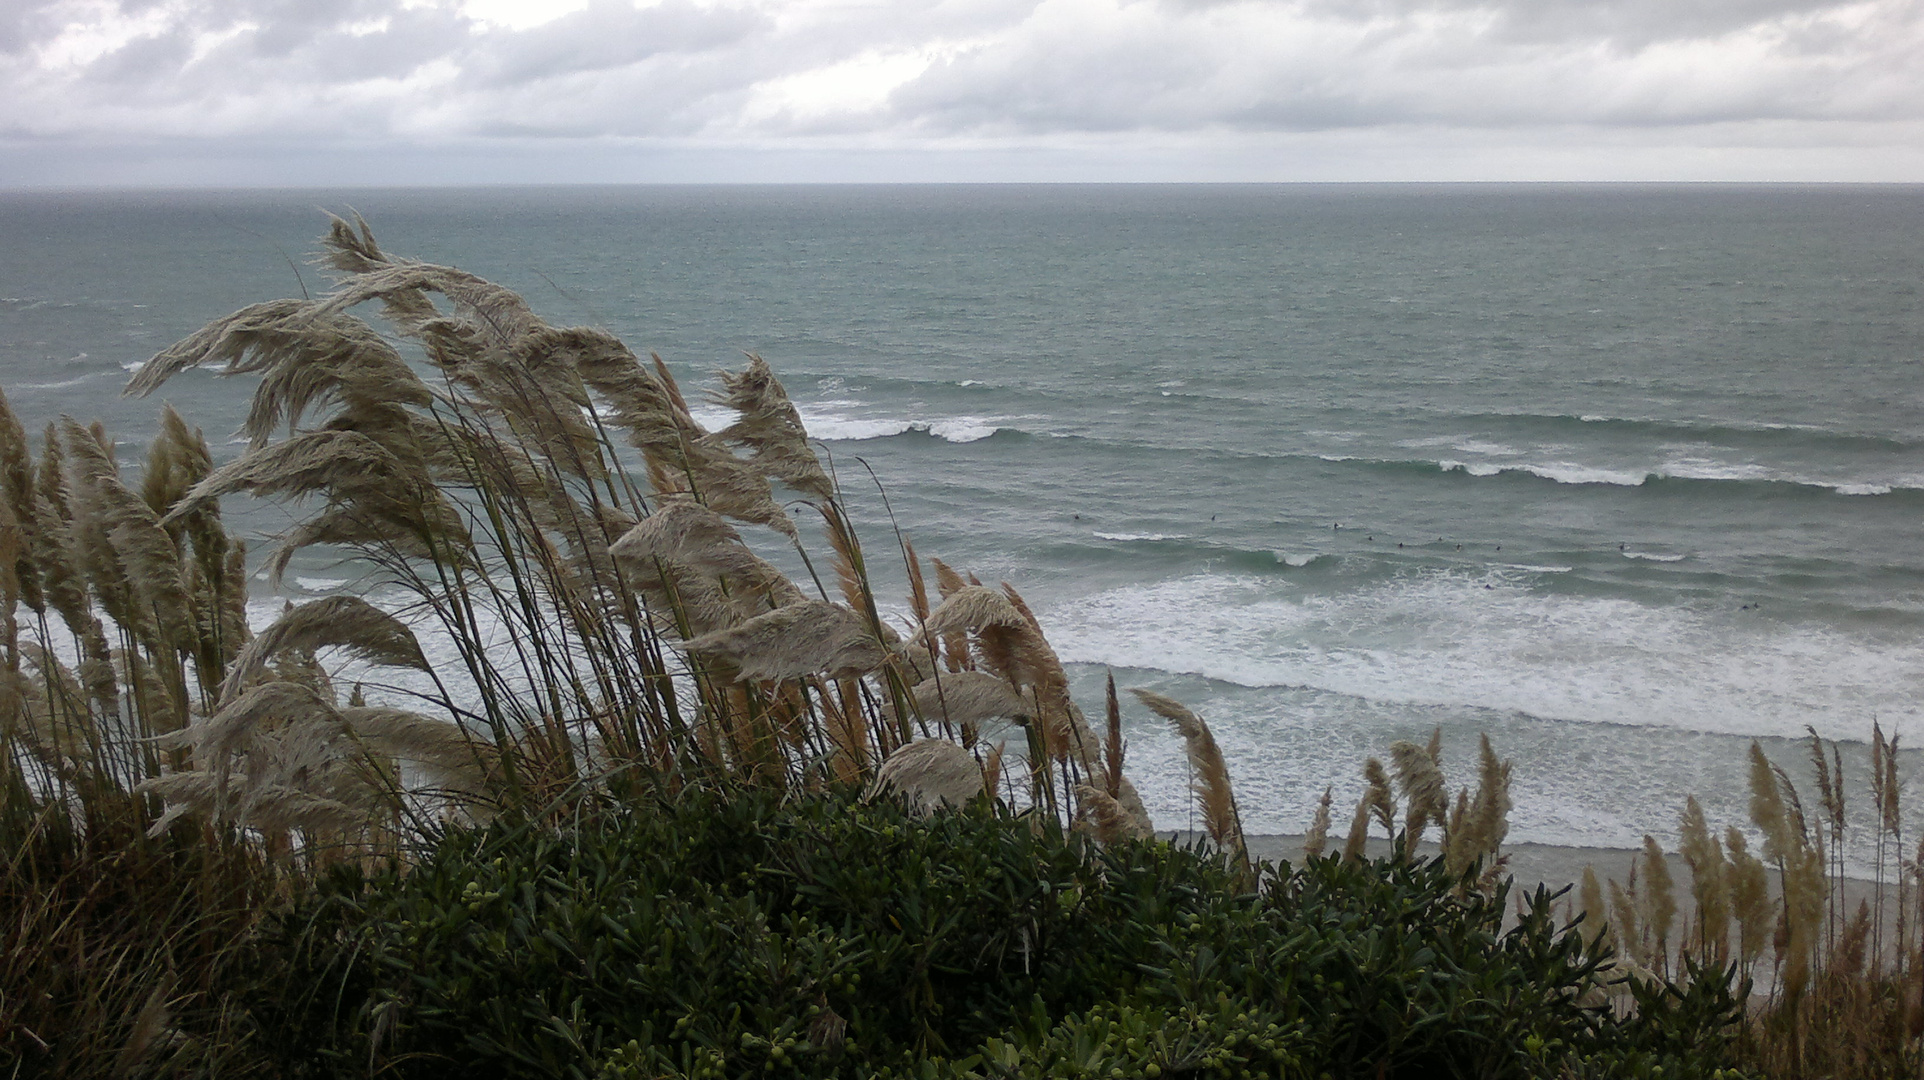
left=5, top=184, right=1924, bottom=856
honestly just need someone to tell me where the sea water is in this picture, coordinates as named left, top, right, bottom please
left=4, top=183, right=1923, bottom=859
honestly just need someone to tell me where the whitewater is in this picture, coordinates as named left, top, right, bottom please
left=4, top=182, right=1923, bottom=863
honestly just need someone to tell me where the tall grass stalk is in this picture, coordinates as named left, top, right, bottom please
left=1583, top=730, right=1924, bottom=1077
left=4, top=217, right=1217, bottom=1073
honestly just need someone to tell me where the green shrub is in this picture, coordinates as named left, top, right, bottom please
left=246, top=789, right=1748, bottom=1079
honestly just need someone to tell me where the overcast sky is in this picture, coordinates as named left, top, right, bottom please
left=3, top=0, right=1921, bottom=185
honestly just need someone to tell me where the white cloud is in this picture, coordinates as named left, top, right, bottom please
left=742, top=47, right=940, bottom=130
left=0, top=0, right=1919, bottom=180
left=460, top=0, right=591, bottom=31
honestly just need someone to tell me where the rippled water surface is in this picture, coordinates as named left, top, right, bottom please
left=5, top=184, right=1923, bottom=855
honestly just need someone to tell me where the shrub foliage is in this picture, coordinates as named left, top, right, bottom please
left=250, top=788, right=1749, bottom=1079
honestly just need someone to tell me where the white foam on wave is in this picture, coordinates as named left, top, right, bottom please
left=1343, top=450, right=1922, bottom=495
left=805, top=417, right=916, bottom=440
left=687, top=399, right=1009, bottom=444
left=1276, top=553, right=1320, bottom=568
left=1399, top=435, right=1517, bottom=457
left=1521, top=462, right=1649, bottom=486
left=1573, top=412, right=1830, bottom=435
left=1622, top=551, right=1686, bottom=562
left=803, top=413, right=1002, bottom=444
left=1528, top=458, right=1922, bottom=496
left=687, top=406, right=736, bottom=430
left=13, top=373, right=106, bottom=391
left=1095, top=532, right=1188, bottom=542
left=925, top=419, right=999, bottom=443
left=1659, top=457, right=1776, bottom=484
left=1042, top=571, right=1924, bottom=742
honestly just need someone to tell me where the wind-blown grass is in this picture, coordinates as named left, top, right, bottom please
left=1, top=215, right=1900, bottom=1077
left=2, top=217, right=1221, bottom=1074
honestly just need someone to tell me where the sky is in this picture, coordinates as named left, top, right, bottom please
left=2, top=0, right=1922, bottom=185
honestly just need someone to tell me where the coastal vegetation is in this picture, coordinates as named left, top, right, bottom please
left=0, top=219, right=1912, bottom=1077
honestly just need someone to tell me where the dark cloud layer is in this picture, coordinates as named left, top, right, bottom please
left=2, top=0, right=1919, bottom=181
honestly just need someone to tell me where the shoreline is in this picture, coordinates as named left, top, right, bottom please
left=1236, top=833, right=1661, bottom=897
left=1210, top=834, right=1912, bottom=923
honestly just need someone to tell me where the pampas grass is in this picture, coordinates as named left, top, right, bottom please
left=1727, top=826, right=1772, bottom=970
left=1128, top=688, right=1244, bottom=858
left=679, top=600, right=891, bottom=683
left=28, top=213, right=1842, bottom=1073
left=1571, top=732, right=1924, bottom=1077
left=217, top=596, right=428, bottom=707
left=1680, top=795, right=1731, bottom=966
left=1303, top=785, right=1333, bottom=859
left=898, top=671, right=1033, bottom=732
left=868, top=738, right=985, bottom=814
left=8, top=214, right=1182, bottom=867
left=1389, top=734, right=1448, bottom=846
left=1580, top=865, right=1613, bottom=953
left=1639, top=834, right=1677, bottom=974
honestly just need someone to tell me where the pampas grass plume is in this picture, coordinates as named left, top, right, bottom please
left=679, top=600, right=888, bottom=683
left=868, top=739, right=984, bottom=814
left=1303, top=785, right=1333, bottom=859
left=1610, top=875, right=1644, bottom=968
left=1074, top=783, right=1133, bottom=845
left=1103, top=672, right=1124, bottom=799
left=1130, top=688, right=1244, bottom=855
left=1341, top=792, right=1372, bottom=863
left=1749, top=741, right=1794, bottom=866
left=1580, top=865, right=1612, bottom=953
left=1363, top=757, right=1396, bottom=836
left=1726, top=826, right=1772, bottom=969
left=1640, top=835, right=1676, bottom=969
left=219, top=596, right=428, bottom=707
left=1389, top=736, right=1447, bottom=847
left=1678, top=795, right=1730, bottom=964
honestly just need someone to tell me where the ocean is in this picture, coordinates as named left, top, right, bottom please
left=4, top=183, right=1923, bottom=861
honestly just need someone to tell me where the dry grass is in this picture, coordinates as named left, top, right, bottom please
left=1321, top=730, right=1515, bottom=898
left=1129, top=687, right=1244, bottom=861
left=7, top=218, right=1265, bottom=1074
left=1571, top=727, right=1924, bottom=1077
left=46, top=215, right=1924, bottom=1078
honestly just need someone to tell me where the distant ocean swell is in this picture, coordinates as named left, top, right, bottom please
left=771, top=402, right=1924, bottom=497
left=1448, top=410, right=1919, bottom=453
left=770, top=373, right=1920, bottom=455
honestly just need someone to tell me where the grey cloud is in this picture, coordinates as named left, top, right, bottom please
left=1, top=0, right=1920, bottom=154
left=52, top=0, right=469, bottom=89
left=231, top=8, right=476, bottom=83
left=1186, top=0, right=1862, bottom=50
left=0, top=0, right=103, bottom=55
left=883, top=0, right=1924, bottom=136
left=468, top=0, right=766, bottom=87
left=0, top=6, right=44, bottom=55
left=86, top=28, right=199, bottom=86
left=455, top=50, right=787, bottom=138
left=244, top=0, right=419, bottom=58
